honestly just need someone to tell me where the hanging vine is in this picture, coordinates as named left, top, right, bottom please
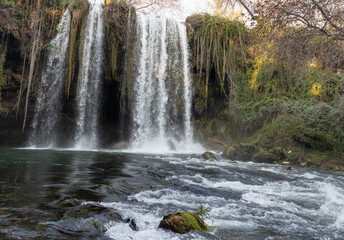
left=186, top=14, right=250, bottom=113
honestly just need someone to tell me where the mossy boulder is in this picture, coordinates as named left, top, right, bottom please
left=223, top=144, right=258, bottom=161
left=252, top=148, right=287, bottom=163
left=159, top=211, right=209, bottom=234
left=202, top=152, right=217, bottom=160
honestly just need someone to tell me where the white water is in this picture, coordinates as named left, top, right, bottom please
left=97, top=154, right=344, bottom=240
left=29, top=10, right=71, bottom=147
left=74, top=0, right=105, bottom=149
left=130, top=13, right=202, bottom=153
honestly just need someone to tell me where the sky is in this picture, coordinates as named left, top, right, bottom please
left=180, top=0, right=210, bottom=19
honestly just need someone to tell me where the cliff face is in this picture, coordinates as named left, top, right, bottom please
left=0, top=1, right=63, bottom=146
left=0, top=1, right=130, bottom=147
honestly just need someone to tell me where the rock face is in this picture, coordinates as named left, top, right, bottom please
left=223, top=144, right=257, bottom=161
left=223, top=144, right=287, bottom=164
left=202, top=152, right=217, bottom=160
left=159, top=212, right=208, bottom=234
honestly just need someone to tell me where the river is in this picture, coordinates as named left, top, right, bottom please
left=0, top=149, right=343, bottom=239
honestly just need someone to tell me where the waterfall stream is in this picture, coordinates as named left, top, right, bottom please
left=74, top=0, right=104, bottom=149
left=130, top=13, right=201, bottom=153
left=29, top=10, right=71, bottom=147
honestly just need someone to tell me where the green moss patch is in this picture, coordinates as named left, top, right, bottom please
left=159, top=211, right=212, bottom=234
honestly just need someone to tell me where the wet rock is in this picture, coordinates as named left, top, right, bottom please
left=56, top=197, right=82, bottom=207
left=159, top=211, right=208, bottom=234
left=286, top=166, right=292, bottom=170
left=53, top=203, right=123, bottom=234
left=63, top=202, right=121, bottom=220
left=150, top=185, right=164, bottom=191
left=253, top=148, right=288, bottom=163
left=125, top=218, right=139, bottom=231
left=95, top=184, right=116, bottom=195
left=223, top=144, right=258, bottom=161
left=201, top=152, right=217, bottom=160
left=252, top=151, right=278, bottom=164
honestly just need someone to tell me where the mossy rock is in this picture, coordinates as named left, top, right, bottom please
left=159, top=211, right=209, bottom=234
left=252, top=147, right=287, bottom=164
left=223, top=144, right=258, bottom=161
left=202, top=152, right=217, bottom=160
left=252, top=151, right=278, bottom=164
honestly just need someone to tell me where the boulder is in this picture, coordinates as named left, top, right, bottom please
left=252, top=151, right=278, bottom=163
left=125, top=218, right=139, bottom=231
left=223, top=144, right=258, bottom=161
left=201, top=152, right=217, bottom=160
left=53, top=203, right=123, bottom=234
left=159, top=211, right=208, bottom=234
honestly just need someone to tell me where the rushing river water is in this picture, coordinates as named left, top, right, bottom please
left=0, top=149, right=343, bottom=239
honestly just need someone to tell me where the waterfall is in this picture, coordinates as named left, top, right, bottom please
left=74, top=0, right=104, bottom=149
left=29, top=10, right=71, bottom=147
left=130, top=13, right=201, bottom=153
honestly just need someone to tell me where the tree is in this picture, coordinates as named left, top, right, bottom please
left=217, top=0, right=344, bottom=40
left=105, top=0, right=180, bottom=11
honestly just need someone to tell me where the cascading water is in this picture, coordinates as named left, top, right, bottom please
left=130, top=13, right=201, bottom=153
left=74, top=0, right=104, bottom=149
left=29, top=10, right=71, bottom=147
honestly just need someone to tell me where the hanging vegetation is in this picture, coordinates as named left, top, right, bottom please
left=65, top=0, right=89, bottom=100
left=103, top=1, right=135, bottom=121
left=186, top=13, right=250, bottom=114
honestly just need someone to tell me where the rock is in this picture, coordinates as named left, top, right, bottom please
left=125, top=218, right=139, bottom=231
left=53, top=203, right=123, bottom=234
left=95, top=184, right=115, bottom=195
left=223, top=144, right=258, bottom=161
left=201, top=152, right=217, bottom=160
left=252, top=148, right=288, bottom=164
left=150, top=185, right=164, bottom=191
left=56, top=197, right=82, bottom=207
left=286, top=166, right=292, bottom=170
left=159, top=211, right=208, bottom=234
left=63, top=202, right=120, bottom=220
left=252, top=151, right=279, bottom=164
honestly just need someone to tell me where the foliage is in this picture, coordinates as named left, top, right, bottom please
left=187, top=10, right=344, bottom=164
left=187, top=13, right=250, bottom=113
left=219, top=0, right=344, bottom=41
left=0, top=0, right=16, bottom=7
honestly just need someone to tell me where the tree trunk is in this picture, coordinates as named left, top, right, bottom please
left=22, top=0, right=41, bottom=132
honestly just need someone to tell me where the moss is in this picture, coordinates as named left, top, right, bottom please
left=252, top=148, right=287, bottom=163
left=202, top=152, right=217, bottom=160
left=194, top=117, right=234, bottom=151
left=223, top=143, right=257, bottom=161
left=159, top=211, right=211, bottom=234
